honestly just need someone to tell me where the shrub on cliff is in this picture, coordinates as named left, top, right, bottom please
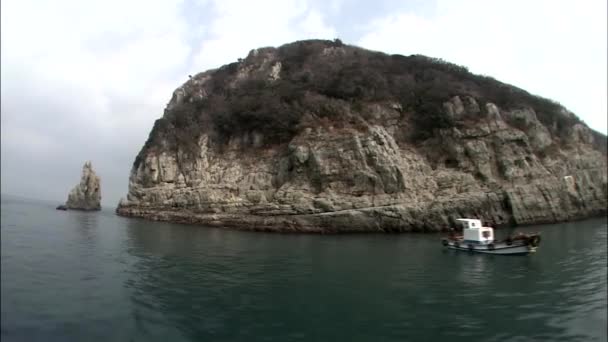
left=134, top=39, right=593, bottom=170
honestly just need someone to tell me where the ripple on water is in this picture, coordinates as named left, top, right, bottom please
left=1, top=202, right=606, bottom=342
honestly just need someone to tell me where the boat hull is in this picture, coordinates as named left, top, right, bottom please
left=443, top=241, right=537, bottom=255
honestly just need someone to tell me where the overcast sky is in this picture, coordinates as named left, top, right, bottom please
left=1, top=0, right=606, bottom=207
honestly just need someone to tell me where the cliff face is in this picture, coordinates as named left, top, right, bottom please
left=66, top=161, right=101, bottom=211
left=116, top=40, right=607, bottom=232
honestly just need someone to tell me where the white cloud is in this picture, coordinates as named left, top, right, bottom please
left=357, top=0, right=607, bottom=134
left=1, top=0, right=193, bottom=204
left=188, top=0, right=337, bottom=73
left=0, top=0, right=338, bottom=204
left=1, top=0, right=191, bottom=140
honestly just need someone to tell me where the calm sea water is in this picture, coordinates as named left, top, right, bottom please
left=1, top=195, right=606, bottom=342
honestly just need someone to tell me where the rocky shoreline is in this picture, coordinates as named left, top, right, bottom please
left=116, top=207, right=607, bottom=233
left=117, top=167, right=606, bottom=233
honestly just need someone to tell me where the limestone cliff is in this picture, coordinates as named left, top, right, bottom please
left=66, top=161, right=101, bottom=211
left=117, top=40, right=607, bottom=232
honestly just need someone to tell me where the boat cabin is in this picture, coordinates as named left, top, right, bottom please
left=457, top=219, right=494, bottom=244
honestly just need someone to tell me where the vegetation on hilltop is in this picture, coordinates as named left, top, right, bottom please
left=135, top=39, right=599, bottom=168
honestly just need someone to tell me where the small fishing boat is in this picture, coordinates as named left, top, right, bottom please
left=441, top=219, right=541, bottom=255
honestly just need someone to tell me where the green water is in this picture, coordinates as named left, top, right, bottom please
left=1, top=195, right=606, bottom=341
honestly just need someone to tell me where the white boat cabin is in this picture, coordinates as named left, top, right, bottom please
left=457, top=219, right=494, bottom=244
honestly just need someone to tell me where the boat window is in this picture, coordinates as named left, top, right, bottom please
left=482, top=231, right=490, bottom=238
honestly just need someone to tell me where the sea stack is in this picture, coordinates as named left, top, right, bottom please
left=116, top=39, right=607, bottom=232
left=65, top=161, right=101, bottom=211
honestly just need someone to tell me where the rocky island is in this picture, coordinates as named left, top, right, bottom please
left=116, top=39, right=607, bottom=232
left=62, top=161, right=101, bottom=211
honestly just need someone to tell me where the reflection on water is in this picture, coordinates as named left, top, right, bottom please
left=119, top=218, right=607, bottom=342
left=73, top=210, right=99, bottom=245
left=460, top=254, right=489, bottom=287
left=1, top=197, right=606, bottom=342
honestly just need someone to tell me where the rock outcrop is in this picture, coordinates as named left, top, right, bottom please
left=116, top=40, right=607, bottom=232
left=65, top=161, right=101, bottom=211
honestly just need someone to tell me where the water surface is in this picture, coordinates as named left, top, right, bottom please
left=1, top=195, right=606, bottom=341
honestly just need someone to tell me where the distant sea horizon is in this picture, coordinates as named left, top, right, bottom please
left=1, top=192, right=118, bottom=211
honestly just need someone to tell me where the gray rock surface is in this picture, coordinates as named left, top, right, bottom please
left=66, top=161, right=101, bottom=211
left=116, top=41, right=607, bottom=232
